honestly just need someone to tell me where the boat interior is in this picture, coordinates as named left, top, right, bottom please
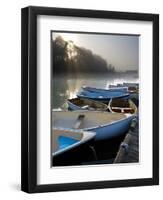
left=69, top=98, right=106, bottom=110
left=110, top=99, right=136, bottom=114
left=52, top=111, right=127, bottom=130
left=52, top=128, right=82, bottom=154
left=128, top=86, right=139, bottom=93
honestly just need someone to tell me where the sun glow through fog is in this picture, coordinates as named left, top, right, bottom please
left=53, top=33, right=79, bottom=45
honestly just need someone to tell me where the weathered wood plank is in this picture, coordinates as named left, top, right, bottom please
left=114, top=118, right=139, bottom=163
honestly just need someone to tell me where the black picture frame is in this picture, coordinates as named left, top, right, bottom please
left=21, top=6, right=159, bottom=193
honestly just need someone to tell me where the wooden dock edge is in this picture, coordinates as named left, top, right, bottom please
left=114, top=118, right=139, bottom=164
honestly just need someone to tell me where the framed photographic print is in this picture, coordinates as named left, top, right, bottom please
left=21, top=6, right=159, bottom=193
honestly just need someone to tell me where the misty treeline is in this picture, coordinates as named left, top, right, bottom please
left=52, top=36, right=115, bottom=76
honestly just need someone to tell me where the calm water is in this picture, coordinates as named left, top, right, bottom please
left=52, top=73, right=138, bottom=109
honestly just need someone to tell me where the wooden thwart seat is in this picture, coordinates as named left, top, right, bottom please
left=72, top=115, right=85, bottom=129
left=111, top=107, right=134, bottom=114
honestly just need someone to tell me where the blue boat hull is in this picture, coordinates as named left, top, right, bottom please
left=83, top=86, right=128, bottom=93
left=85, top=115, right=135, bottom=141
left=77, top=93, right=129, bottom=103
left=77, top=90, right=130, bottom=103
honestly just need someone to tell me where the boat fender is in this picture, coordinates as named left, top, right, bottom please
left=120, top=142, right=129, bottom=154
left=130, top=118, right=138, bottom=131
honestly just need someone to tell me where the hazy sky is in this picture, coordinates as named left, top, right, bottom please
left=52, top=32, right=139, bottom=72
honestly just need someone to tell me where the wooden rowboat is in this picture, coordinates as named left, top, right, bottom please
left=67, top=97, right=108, bottom=111
left=108, top=98, right=137, bottom=114
left=52, top=111, right=135, bottom=141
left=109, top=83, right=139, bottom=93
left=123, top=82, right=139, bottom=88
left=77, top=90, right=129, bottom=103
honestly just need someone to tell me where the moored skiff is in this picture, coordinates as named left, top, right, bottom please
left=52, top=111, right=135, bottom=141
left=67, top=97, right=108, bottom=111
left=77, top=90, right=129, bottom=103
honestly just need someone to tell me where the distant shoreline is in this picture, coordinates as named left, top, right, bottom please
left=53, top=71, right=138, bottom=79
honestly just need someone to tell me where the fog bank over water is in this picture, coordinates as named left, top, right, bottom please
left=52, top=32, right=139, bottom=73
left=51, top=32, right=139, bottom=108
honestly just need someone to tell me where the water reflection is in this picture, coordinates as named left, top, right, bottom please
left=52, top=73, right=138, bottom=109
